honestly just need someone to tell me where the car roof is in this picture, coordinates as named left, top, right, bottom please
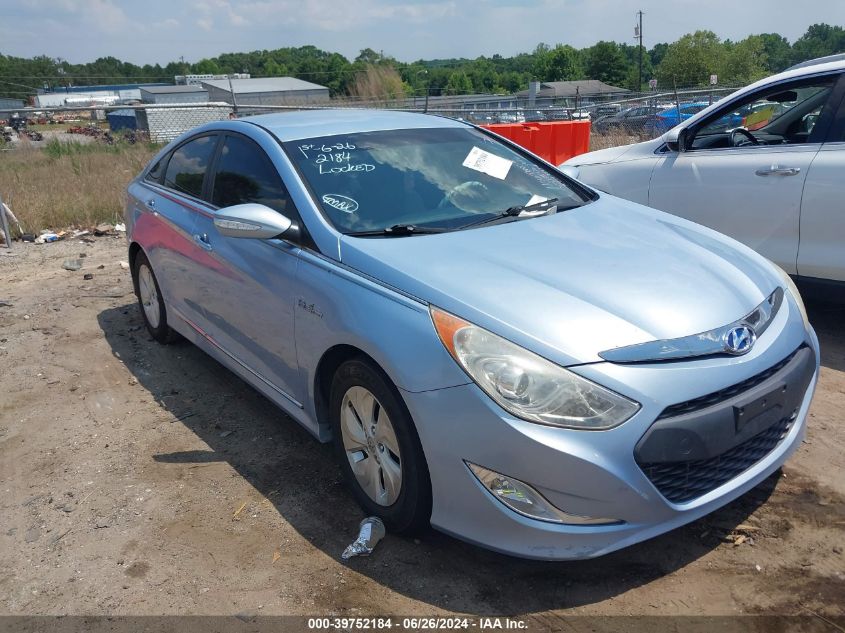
left=241, top=109, right=467, bottom=142
left=787, top=53, right=845, bottom=71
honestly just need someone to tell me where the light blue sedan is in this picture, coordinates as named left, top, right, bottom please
left=125, top=110, right=819, bottom=559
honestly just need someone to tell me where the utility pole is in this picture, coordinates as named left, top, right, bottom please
left=227, top=74, right=239, bottom=116
left=635, top=11, right=644, bottom=91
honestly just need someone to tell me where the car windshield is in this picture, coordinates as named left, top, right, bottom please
left=283, top=127, right=590, bottom=235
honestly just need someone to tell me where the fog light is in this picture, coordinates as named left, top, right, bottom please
left=467, top=462, right=621, bottom=525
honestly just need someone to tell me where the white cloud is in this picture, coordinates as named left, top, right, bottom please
left=197, top=16, right=214, bottom=30
left=153, top=17, right=180, bottom=28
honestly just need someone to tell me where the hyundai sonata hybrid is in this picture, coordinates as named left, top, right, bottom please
left=125, top=110, right=819, bottom=559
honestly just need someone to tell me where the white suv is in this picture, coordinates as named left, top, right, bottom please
left=561, top=57, right=845, bottom=295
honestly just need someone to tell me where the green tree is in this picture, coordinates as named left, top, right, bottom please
left=757, top=33, right=793, bottom=72
left=583, top=41, right=629, bottom=86
left=792, top=23, right=845, bottom=64
left=444, top=71, right=473, bottom=95
left=534, top=44, right=582, bottom=82
left=723, top=36, right=768, bottom=84
left=193, top=58, right=221, bottom=75
left=656, top=30, right=725, bottom=88
left=649, top=42, right=669, bottom=67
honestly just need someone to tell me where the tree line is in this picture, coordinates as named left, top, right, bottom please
left=0, top=23, right=843, bottom=101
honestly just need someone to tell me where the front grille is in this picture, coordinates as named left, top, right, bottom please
left=638, top=415, right=794, bottom=504
left=657, top=346, right=803, bottom=420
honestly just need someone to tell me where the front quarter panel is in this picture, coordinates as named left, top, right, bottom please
left=577, top=157, right=658, bottom=205
left=294, top=250, right=471, bottom=437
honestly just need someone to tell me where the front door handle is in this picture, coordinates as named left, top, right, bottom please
left=193, top=233, right=213, bottom=251
left=755, top=165, right=801, bottom=176
left=145, top=198, right=156, bottom=209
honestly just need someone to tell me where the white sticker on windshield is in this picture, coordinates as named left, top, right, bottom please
left=462, top=146, right=512, bottom=180
left=322, top=194, right=359, bottom=214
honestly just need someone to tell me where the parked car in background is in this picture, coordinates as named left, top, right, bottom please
left=496, top=110, right=525, bottom=123
left=524, top=109, right=548, bottom=122
left=593, top=106, right=662, bottom=135
left=561, top=57, right=845, bottom=293
left=126, top=109, right=818, bottom=560
left=648, top=102, right=711, bottom=134
left=568, top=109, right=591, bottom=121
left=593, top=103, right=623, bottom=118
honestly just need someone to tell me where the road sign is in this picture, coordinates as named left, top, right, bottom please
left=649, top=79, right=658, bottom=90
left=710, top=74, right=718, bottom=85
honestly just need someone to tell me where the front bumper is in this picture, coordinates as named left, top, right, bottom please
left=402, top=302, right=819, bottom=560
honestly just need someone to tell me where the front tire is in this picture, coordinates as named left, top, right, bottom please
left=132, top=251, right=178, bottom=344
left=330, top=358, right=431, bottom=535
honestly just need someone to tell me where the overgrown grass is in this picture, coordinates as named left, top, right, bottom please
left=0, top=130, right=641, bottom=234
left=0, top=140, right=159, bottom=233
left=588, top=129, right=649, bottom=151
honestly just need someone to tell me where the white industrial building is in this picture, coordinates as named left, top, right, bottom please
left=175, top=73, right=249, bottom=86
left=200, top=77, right=329, bottom=108
left=33, top=83, right=172, bottom=108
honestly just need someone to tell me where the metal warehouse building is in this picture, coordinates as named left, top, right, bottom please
left=200, top=77, right=329, bottom=108
left=140, top=85, right=209, bottom=104
left=136, top=103, right=232, bottom=143
left=34, top=83, right=171, bottom=108
left=0, top=97, right=26, bottom=117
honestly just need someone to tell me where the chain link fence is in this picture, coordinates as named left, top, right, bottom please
left=0, top=83, right=746, bottom=153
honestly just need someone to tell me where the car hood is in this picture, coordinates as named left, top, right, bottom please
left=338, top=196, right=779, bottom=366
left=562, top=137, right=663, bottom=167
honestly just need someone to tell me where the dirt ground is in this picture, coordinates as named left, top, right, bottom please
left=1, top=236, right=843, bottom=628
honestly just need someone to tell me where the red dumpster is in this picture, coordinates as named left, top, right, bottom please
left=480, top=120, right=591, bottom=166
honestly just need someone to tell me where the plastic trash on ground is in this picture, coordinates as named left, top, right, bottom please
left=342, top=517, right=386, bottom=560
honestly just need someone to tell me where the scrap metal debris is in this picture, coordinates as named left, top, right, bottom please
left=342, top=517, right=385, bottom=560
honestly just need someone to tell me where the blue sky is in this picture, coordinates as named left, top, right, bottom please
left=2, top=0, right=844, bottom=65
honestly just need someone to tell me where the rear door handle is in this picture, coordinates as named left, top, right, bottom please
left=755, top=166, right=801, bottom=176
left=193, top=233, right=213, bottom=251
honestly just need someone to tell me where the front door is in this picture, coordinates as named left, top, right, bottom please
left=797, top=86, right=845, bottom=282
left=190, top=132, right=305, bottom=404
left=649, top=73, right=842, bottom=274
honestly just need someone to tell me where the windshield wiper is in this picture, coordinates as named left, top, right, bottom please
left=456, top=197, right=560, bottom=231
left=346, top=224, right=449, bottom=237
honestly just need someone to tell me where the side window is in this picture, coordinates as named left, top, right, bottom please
left=163, top=135, right=217, bottom=199
left=146, top=157, right=165, bottom=184
left=692, top=76, right=837, bottom=149
left=211, top=135, right=291, bottom=215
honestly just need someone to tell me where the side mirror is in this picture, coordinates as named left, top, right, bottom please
left=558, top=165, right=580, bottom=180
left=665, top=127, right=690, bottom=153
left=213, top=203, right=292, bottom=239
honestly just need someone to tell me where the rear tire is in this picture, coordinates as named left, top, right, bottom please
left=330, top=357, right=432, bottom=535
left=132, top=251, right=178, bottom=344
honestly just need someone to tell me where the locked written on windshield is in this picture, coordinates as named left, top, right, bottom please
left=284, top=127, right=590, bottom=234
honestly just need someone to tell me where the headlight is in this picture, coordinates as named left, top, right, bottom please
left=430, top=307, right=640, bottom=429
left=773, top=264, right=810, bottom=329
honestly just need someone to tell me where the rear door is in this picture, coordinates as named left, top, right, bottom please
left=132, top=133, right=220, bottom=323
left=190, top=131, right=306, bottom=404
left=649, top=73, right=841, bottom=274
left=798, top=78, right=845, bottom=282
